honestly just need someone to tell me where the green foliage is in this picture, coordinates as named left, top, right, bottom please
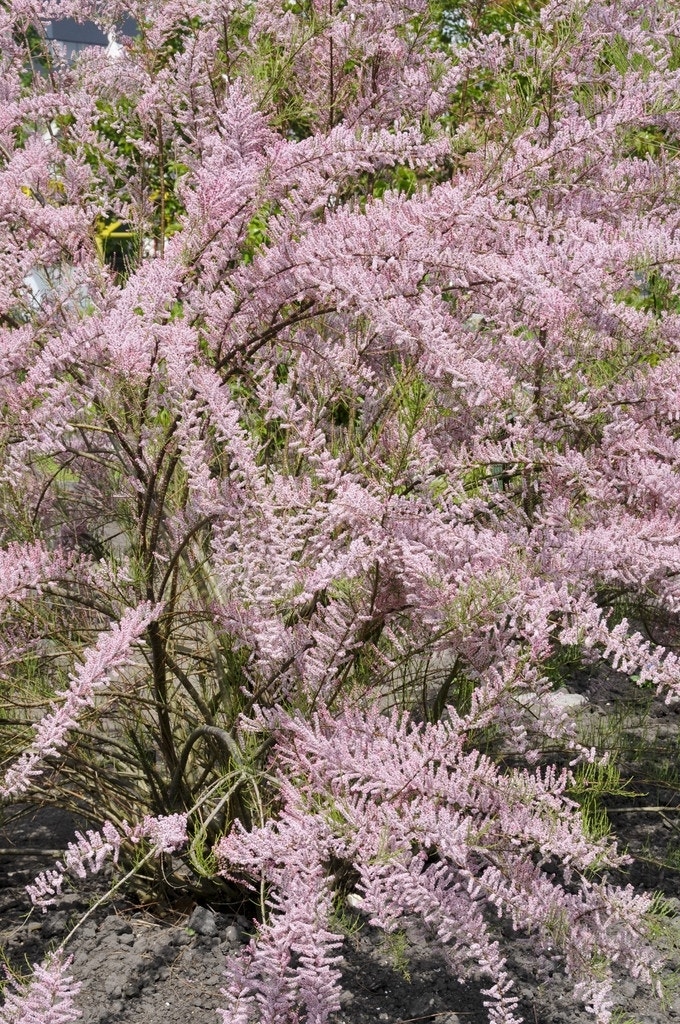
left=242, top=206, right=273, bottom=264
left=624, top=270, right=680, bottom=319
left=435, top=0, right=545, bottom=43
left=378, top=930, right=412, bottom=982
left=248, top=31, right=316, bottom=137
left=371, top=164, right=420, bottom=199
left=570, top=760, right=632, bottom=841
left=542, top=644, right=586, bottom=689
left=443, top=571, right=517, bottom=637
left=620, top=125, right=680, bottom=161
left=328, top=892, right=365, bottom=941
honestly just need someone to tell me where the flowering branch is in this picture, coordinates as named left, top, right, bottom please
left=0, top=603, right=163, bottom=798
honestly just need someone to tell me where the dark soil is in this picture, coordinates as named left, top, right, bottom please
left=2, top=666, right=680, bottom=1024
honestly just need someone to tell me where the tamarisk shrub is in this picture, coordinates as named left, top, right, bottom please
left=1, top=0, right=680, bottom=1020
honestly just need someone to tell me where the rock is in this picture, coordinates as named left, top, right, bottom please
left=122, top=978, right=141, bottom=998
left=102, top=521, right=130, bottom=556
left=406, top=995, right=437, bottom=1017
left=169, top=927, right=192, bottom=946
left=515, top=689, right=588, bottom=714
left=149, top=934, right=172, bottom=956
left=72, top=949, right=91, bottom=968
left=403, top=921, right=427, bottom=944
left=41, top=912, right=68, bottom=938
left=59, top=893, right=88, bottom=908
left=618, top=979, right=638, bottom=1000
left=223, top=924, right=243, bottom=947
left=103, top=975, right=124, bottom=998
left=187, top=906, right=218, bottom=937
left=98, top=917, right=132, bottom=936
left=132, top=936, right=150, bottom=954
left=548, top=690, right=588, bottom=710
left=126, top=953, right=147, bottom=973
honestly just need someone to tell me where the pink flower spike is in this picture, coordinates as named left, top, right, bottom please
left=0, top=603, right=163, bottom=798
left=0, top=952, right=81, bottom=1024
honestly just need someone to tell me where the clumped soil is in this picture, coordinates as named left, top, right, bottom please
left=2, top=667, right=680, bottom=1024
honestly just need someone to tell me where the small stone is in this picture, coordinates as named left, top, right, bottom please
left=150, top=935, right=172, bottom=955
left=224, top=924, right=243, bottom=947
left=187, top=906, right=218, bottom=937
left=339, top=991, right=354, bottom=1007
left=122, top=978, right=141, bottom=998
left=41, top=912, right=68, bottom=939
left=103, top=1001, right=124, bottom=1020
left=98, top=917, right=132, bottom=936
left=549, top=690, right=588, bottom=710
left=104, top=976, right=123, bottom=998
left=59, top=894, right=87, bottom=908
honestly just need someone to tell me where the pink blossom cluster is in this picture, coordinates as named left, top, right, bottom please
left=217, top=705, right=660, bottom=1024
left=0, top=603, right=162, bottom=798
left=0, top=953, right=81, bottom=1024
left=26, top=813, right=188, bottom=911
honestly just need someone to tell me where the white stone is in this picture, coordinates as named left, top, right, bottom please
left=547, top=690, right=588, bottom=710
